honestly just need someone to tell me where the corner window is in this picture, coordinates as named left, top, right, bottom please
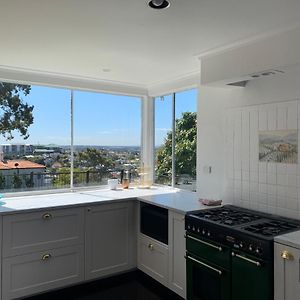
left=0, top=82, right=141, bottom=193
left=155, top=89, right=197, bottom=192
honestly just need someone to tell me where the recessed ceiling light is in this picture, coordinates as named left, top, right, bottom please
left=102, top=68, right=111, bottom=73
left=148, top=0, right=170, bottom=10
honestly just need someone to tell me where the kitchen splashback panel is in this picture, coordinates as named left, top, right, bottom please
left=224, top=100, right=300, bottom=219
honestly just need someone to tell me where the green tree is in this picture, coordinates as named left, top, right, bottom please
left=156, top=112, right=197, bottom=183
left=76, top=148, right=114, bottom=170
left=53, top=167, right=83, bottom=187
left=0, top=83, right=34, bottom=140
left=0, top=172, right=6, bottom=189
left=12, top=173, right=23, bottom=189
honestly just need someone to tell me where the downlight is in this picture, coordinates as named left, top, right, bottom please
left=148, top=0, right=170, bottom=9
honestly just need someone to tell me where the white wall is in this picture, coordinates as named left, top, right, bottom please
left=197, top=64, right=300, bottom=219
left=200, top=26, right=300, bottom=86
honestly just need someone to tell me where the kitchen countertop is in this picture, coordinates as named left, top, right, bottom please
left=275, top=230, right=300, bottom=250
left=0, top=186, right=208, bottom=215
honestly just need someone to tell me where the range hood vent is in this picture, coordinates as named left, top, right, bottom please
left=249, top=69, right=285, bottom=79
left=226, top=69, right=285, bottom=88
left=227, top=80, right=249, bottom=87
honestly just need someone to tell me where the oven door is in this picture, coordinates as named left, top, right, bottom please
left=186, top=253, right=230, bottom=300
left=231, top=251, right=272, bottom=300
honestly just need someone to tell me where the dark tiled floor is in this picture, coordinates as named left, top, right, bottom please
left=25, top=271, right=183, bottom=300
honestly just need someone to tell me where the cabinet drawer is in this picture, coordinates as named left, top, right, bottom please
left=2, top=245, right=84, bottom=300
left=138, top=234, right=168, bottom=286
left=3, top=207, right=84, bottom=257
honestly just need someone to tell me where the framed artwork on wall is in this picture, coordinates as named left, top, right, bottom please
left=259, top=129, right=298, bottom=163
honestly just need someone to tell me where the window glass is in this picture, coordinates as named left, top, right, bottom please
left=154, top=89, right=197, bottom=191
left=175, top=89, right=197, bottom=191
left=73, top=91, right=141, bottom=188
left=154, top=95, right=172, bottom=185
left=0, top=83, right=71, bottom=192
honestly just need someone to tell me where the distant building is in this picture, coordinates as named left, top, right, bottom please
left=33, top=149, right=55, bottom=154
left=0, top=160, right=46, bottom=190
left=0, top=144, right=33, bottom=156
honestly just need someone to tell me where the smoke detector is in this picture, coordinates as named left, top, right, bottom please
left=148, top=0, right=170, bottom=9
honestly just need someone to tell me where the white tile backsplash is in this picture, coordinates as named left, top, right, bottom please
left=267, top=173, right=276, bottom=185
left=226, top=100, right=300, bottom=219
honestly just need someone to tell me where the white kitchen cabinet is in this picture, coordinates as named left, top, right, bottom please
left=85, top=201, right=136, bottom=280
left=3, top=207, right=84, bottom=257
left=168, top=211, right=186, bottom=299
left=274, top=242, right=300, bottom=300
left=2, top=245, right=84, bottom=300
left=138, top=233, right=169, bottom=286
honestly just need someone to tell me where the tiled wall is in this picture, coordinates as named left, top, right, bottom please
left=224, top=100, right=300, bottom=219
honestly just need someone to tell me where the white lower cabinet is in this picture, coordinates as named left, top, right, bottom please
left=85, top=201, right=136, bottom=280
left=274, top=242, right=300, bottom=300
left=138, top=234, right=169, bottom=286
left=2, top=245, right=84, bottom=300
left=2, top=207, right=84, bottom=257
left=0, top=199, right=186, bottom=300
left=168, top=211, right=186, bottom=298
left=137, top=209, right=186, bottom=299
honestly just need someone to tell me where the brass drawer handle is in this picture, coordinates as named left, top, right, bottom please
left=42, top=213, right=52, bottom=220
left=41, top=254, right=51, bottom=261
left=281, top=250, right=294, bottom=261
left=148, top=243, right=154, bottom=251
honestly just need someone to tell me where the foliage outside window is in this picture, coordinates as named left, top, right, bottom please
left=155, top=89, right=197, bottom=192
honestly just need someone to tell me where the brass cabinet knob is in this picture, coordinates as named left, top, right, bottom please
left=148, top=243, right=154, bottom=251
left=42, top=213, right=52, bottom=220
left=281, top=250, right=294, bottom=261
left=41, top=254, right=52, bottom=261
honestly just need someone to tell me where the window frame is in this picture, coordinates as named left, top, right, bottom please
left=153, top=89, right=197, bottom=191
left=0, top=82, right=144, bottom=196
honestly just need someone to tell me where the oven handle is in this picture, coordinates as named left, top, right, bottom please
left=185, top=234, right=223, bottom=252
left=185, top=255, right=222, bottom=275
left=232, top=252, right=261, bottom=267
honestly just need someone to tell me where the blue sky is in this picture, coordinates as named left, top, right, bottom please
left=8, top=85, right=196, bottom=146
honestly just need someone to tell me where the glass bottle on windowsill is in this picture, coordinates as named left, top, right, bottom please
left=121, top=170, right=130, bottom=189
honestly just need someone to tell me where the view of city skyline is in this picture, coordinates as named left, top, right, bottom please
left=5, top=86, right=196, bottom=147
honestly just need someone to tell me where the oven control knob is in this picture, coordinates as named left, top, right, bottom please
left=192, top=226, right=195, bottom=231
left=239, top=242, right=245, bottom=249
left=207, top=231, right=211, bottom=237
left=249, top=244, right=254, bottom=251
left=202, top=229, right=206, bottom=235
left=255, top=247, right=262, bottom=254
left=187, top=224, right=191, bottom=230
left=197, top=228, right=200, bottom=233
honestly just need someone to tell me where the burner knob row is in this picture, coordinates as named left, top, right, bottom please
left=186, top=224, right=211, bottom=237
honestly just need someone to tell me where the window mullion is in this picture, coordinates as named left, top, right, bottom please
left=171, top=92, right=176, bottom=188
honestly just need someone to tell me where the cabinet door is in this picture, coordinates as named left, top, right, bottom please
left=3, top=207, right=84, bottom=257
left=85, top=201, right=135, bottom=280
left=231, top=251, right=272, bottom=300
left=2, top=245, right=84, bottom=300
left=274, top=243, right=300, bottom=300
left=168, top=211, right=186, bottom=299
left=138, top=234, right=168, bottom=286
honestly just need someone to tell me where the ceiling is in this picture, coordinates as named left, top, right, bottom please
left=0, top=0, right=300, bottom=88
